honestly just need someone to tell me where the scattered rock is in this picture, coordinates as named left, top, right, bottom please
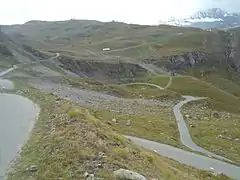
left=218, top=135, right=223, bottom=139
left=56, top=97, right=61, bottom=101
left=112, top=118, right=117, bottom=123
left=97, top=163, right=103, bottom=168
left=190, top=124, right=195, bottom=128
left=203, top=117, right=209, bottom=121
left=113, top=169, right=147, bottom=180
left=98, top=152, right=105, bottom=158
left=185, top=114, right=190, bottom=118
left=213, top=112, right=220, bottom=118
left=86, top=174, right=95, bottom=180
left=126, top=120, right=131, bottom=126
left=26, top=165, right=38, bottom=172
left=50, top=114, right=56, bottom=119
left=200, top=106, right=206, bottom=110
left=107, top=121, right=112, bottom=125
left=235, top=138, right=240, bottom=142
left=84, top=171, right=89, bottom=178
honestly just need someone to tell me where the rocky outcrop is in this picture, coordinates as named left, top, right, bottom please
left=166, top=51, right=207, bottom=70
left=143, top=51, right=208, bottom=72
left=221, top=31, right=240, bottom=72
left=113, top=169, right=147, bottom=180
left=58, top=56, right=148, bottom=82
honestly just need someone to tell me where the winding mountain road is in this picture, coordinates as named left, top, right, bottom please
left=122, top=80, right=233, bottom=162
left=1, top=61, right=240, bottom=179
left=0, top=53, right=59, bottom=77
left=121, top=80, right=240, bottom=179
left=173, top=96, right=233, bottom=162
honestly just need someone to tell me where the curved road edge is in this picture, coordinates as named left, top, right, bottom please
left=173, top=96, right=233, bottom=163
left=126, top=136, right=240, bottom=180
left=121, top=81, right=233, bottom=163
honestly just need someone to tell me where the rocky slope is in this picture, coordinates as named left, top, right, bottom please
left=143, top=50, right=208, bottom=72
left=57, top=56, right=148, bottom=82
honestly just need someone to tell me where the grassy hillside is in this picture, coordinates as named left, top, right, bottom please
left=149, top=75, right=240, bottom=162
left=6, top=81, right=229, bottom=180
left=4, top=20, right=213, bottom=59
left=150, top=75, right=240, bottom=113
left=2, top=20, right=240, bottom=179
left=6, top=20, right=240, bottom=85
left=5, top=20, right=240, bottom=86
left=183, top=100, right=240, bottom=164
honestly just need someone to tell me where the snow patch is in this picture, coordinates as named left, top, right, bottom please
left=187, top=17, right=223, bottom=23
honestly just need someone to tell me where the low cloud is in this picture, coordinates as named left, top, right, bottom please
left=0, top=0, right=239, bottom=25
left=199, top=0, right=240, bottom=12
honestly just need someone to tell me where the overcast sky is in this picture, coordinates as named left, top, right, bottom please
left=0, top=0, right=239, bottom=25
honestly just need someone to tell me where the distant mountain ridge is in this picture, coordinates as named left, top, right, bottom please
left=163, top=8, right=240, bottom=29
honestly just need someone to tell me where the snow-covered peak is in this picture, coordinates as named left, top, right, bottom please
left=191, top=8, right=229, bottom=19
left=162, top=8, right=240, bottom=29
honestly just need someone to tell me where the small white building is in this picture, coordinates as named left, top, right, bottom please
left=102, top=48, right=111, bottom=51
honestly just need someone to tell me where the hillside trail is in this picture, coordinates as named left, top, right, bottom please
left=106, top=41, right=147, bottom=52
left=121, top=75, right=172, bottom=90
left=0, top=53, right=60, bottom=78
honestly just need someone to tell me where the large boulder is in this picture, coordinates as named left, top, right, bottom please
left=113, top=169, right=147, bottom=180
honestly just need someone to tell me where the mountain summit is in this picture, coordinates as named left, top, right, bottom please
left=163, top=8, right=240, bottom=29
